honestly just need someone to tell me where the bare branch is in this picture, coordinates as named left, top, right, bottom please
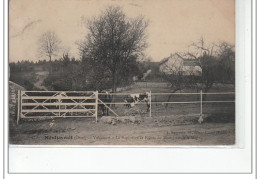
left=38, top=31, right=61, bottom=61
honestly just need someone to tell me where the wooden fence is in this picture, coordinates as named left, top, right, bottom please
left=17, top=91, right=98, bottom=124
left=16, top=90, right=235, bottom=124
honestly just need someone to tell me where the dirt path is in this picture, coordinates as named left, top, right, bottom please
left=34, top=71, right=49, bottom=90
left=9, top=115, right=235, bottom=145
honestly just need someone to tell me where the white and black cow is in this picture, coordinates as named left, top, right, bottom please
left=123, top=92, right=150, bottom=112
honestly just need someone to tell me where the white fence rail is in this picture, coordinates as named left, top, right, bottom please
left=17, top=90, right=235, bottom=124
left=17, top=91, right=98, bottom=124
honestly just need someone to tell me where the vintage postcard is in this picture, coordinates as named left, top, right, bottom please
left=9, top=0, right=235, bottom=146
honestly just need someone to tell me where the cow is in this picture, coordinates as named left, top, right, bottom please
left=123, top=95, right=135, bottom=108
left=99, top=91, right=113, bottom=116
left=123, top=92, right=150, bottom=112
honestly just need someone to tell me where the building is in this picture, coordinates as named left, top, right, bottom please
left=159, top=53, right=202, bottom=76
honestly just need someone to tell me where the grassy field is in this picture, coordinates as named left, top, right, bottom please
left=111, top=82, right=235, bottom=117
left=9, top=82, right=235, bottom=145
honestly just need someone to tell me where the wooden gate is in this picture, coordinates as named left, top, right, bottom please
left=17, top=91, right=98, bottom=124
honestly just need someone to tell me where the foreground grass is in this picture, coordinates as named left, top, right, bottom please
left=10, top=113, right=235, bottom=145
left=9, top=82, right=235, bottom=145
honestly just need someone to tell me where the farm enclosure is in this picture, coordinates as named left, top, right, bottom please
left=18, top=91, right=98, bottom=121
left=105, top=82, right=235, bottom=119
left=9, top=82, right=235, bottom=145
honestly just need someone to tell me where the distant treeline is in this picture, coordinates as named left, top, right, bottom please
left=9, top=55, right=161, bottom=91
left=9, top=44, right=235, bottom=92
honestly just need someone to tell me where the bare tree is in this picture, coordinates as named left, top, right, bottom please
left=178, top=38, right=234, bottom=99
left=161, top=63, right=187, bottom=92
left=182, top=37, right=219, bottom=93
left=78, top=6, right=149, bottom=92
left=216, top=42, right=235, bottom=83
left=160, top=54, right=200, bottom=107
left=38, top=31, right=61, bottom=61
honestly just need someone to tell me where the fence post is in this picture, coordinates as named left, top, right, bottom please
left=98, top=99, right=119, bottom=117
left=17, top=90, right=21, bottom=125
left=200, top=90, right=202, bottom=115
left=59, top=96, right=61, bottom=117
left=149, top=91, right=152, bottom=117
left=198, top=90, right=203, bottom=123
left=95, top=91, right=98, bottom=123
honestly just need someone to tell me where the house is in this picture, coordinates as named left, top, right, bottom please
left=159, top=53, right=202, bottom=76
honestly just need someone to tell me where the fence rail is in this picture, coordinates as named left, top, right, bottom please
left=17, top=90, right=235, bottom=124
left=17, top=91, right=98, bottom=124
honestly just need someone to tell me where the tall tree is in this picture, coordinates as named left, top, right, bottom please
left=38, top=31, right=61, bottom=61
left=216, top=42, right=235, bottom=83
left=177, top=38, right=235, bottom=99
left=183, top=37, right=220, bottom=93
left=160, top=54, right=201, bottom=107
left=79, top=6, right=148, bottom=92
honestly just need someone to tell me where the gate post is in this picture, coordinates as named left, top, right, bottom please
left=149, top=91, right=152, bottom=117
left=198, top=90, right=203, bottom=123
left=95, top=91, right=98, bottom=122
left=16, top=90, right=21, bottom=125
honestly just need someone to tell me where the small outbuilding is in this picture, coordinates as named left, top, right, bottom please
left=159, top=53, right=202, bottom=76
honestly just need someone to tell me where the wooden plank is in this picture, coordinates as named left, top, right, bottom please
left=94, top=91, right=98, bottom=122
left=98, top=92, right=235, bottom=95
left=21, top=109, right=96, bottom=113
left=22, top=115, right=96, bottom=119
left=200, top=90, right=202, bottom=115
left=151, top=92, right=235, bottom=95
left=21, top=101, right=235, bottom=107
left=16, top=90, right=21, bottom=125
left=151, top=93, right=200, bottom=95
left=21, top=103, right=96, bottom=106
left=98, top=93, right=132, bottom=95
left=22, top=91, right=234, bottom=95
left=23, top=102, right=157, bottom=105
left=201, top=92, right=235, bottom=95
left=161, top=101, right=200, bottom=104
left=23, top=91, right=95, bottom=93
left=158, top=101, right=235, bottom=104
left=149, top=91, right=152, bottom=117
left=202, top=101, right=235, bottom=103
left=21, top=96, right=96, bottom=100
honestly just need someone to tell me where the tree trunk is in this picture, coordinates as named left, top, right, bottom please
left=165, top=89, right=179, bottom=108
left=203, top=83, right=213, bottom=101
left=49, top=55, right=52, bottom=72
left=111, top=70, right=117, bottom=108
left=203, top=90, right=207, bottom=101
left=112, top=70, right=117, bottom=93
left=112, top=83, right=117, bottom=93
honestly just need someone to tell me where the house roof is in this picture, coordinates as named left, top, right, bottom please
left=158, top=57, right=170, bottom=66
left=159, top=54, right=199, bottom=67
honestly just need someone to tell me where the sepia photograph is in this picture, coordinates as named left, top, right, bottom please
left=9, top=0, right=235, bottom=146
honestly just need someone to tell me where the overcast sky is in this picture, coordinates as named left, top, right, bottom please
left=9, top=0, right=235, bottom=62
